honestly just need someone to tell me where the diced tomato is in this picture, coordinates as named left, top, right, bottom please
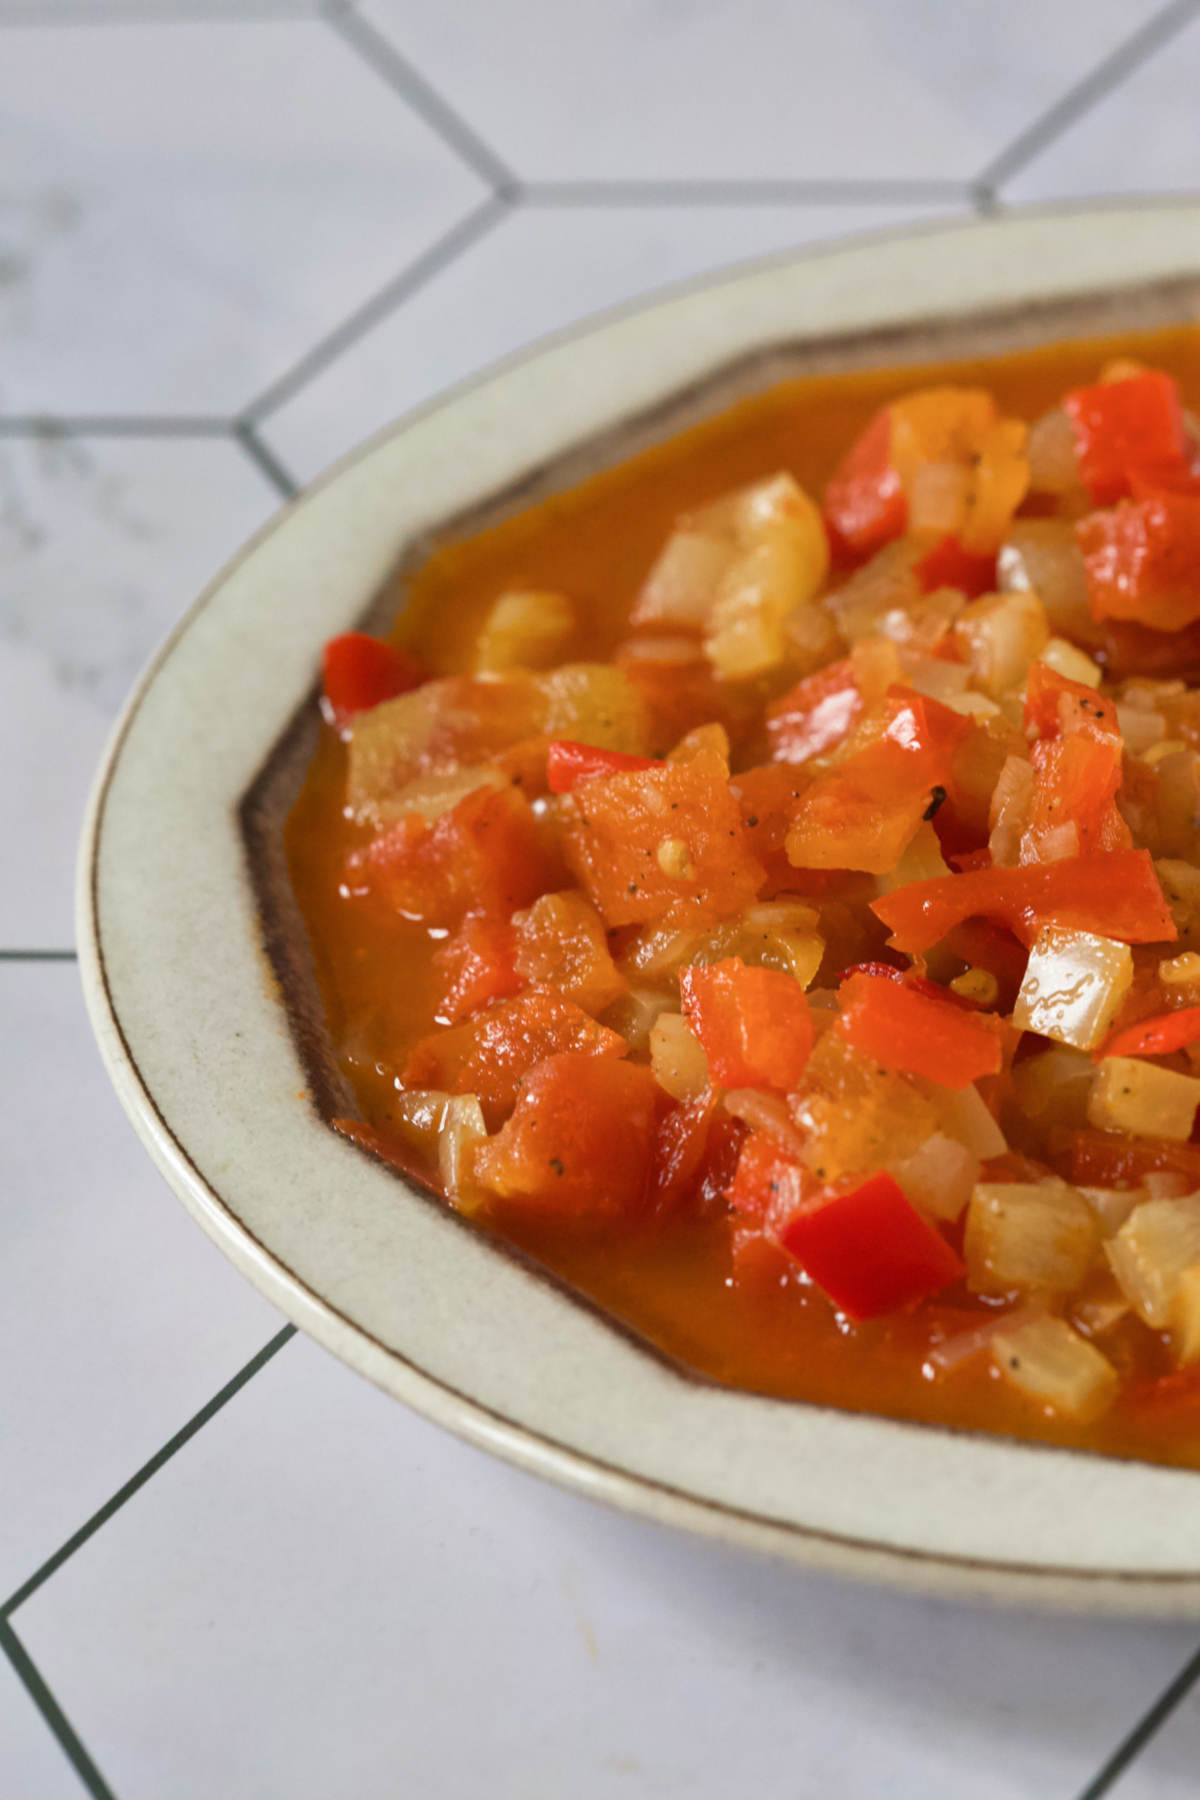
left=1024, top=735, right=1129, bottom=862
left=822, top=407, right=906, bottom=558
left=1097, top=1005, right=1200, bottom=1060
left=1024, top=661, right=1120, bottom=744
left=777, top=1168, right=965, bottom=1320
left=1129, top=457, right=1200, bottom=500
left=1062, top=1128, right=1200, bottom=1191
left=873, top=848, right=1175, bottom=953
left=726, top=1130, right=810, bottom=1225
left=1077, top=494, right=1200, bottom=632
left=347, top=785, right=560, bottom=928
left=649, top=1091, right=716, bottom=1214
left=784, top=687, right=968, bottom=874
left=546, top=739, right=658, bottom=794
left=402, top=986, right=627, bottom=1128
left=473, top=1053, right=660, bottom=1219
left=322, top=632, right=422, bottom=727
left=433, top=915, right=523, bottom=1025
left=835, top=970, right=1003, bottom=1088
left=679, top=957, right=813, bottom=1091
left=914, top=534, right=996, bottom=599
left=512, top=890, right=625, bottom=1016
left=765, top=658, right=862, bottom=764
left=1063, top=372, right=1188, bottom=506
left=731, top=763, right=813, bottom=893
left=563, top=749, right=765, bottom=929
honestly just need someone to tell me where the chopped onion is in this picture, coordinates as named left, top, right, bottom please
left=990, top=1313, right=1118, bottom=1420
left=997, top=518, right=1091, bottom=637
left=474, top=589, right=574, bottom=673
left=650, top=1011, right=710, bottom=1102
left=723, top=1089, right=806, bottom=1156
left=1077, top=1185, right=1143, bottom=1236
left=938, top=1082, right=1008, bottom=1159
left=1025, top=408, right=1083, bottom=496
left=1106, top=1194, right=1200, bottom=1327
left=437, top=1094, right=489, bottom=1212
left=954, top=589, right=1049, bottom=699
left=925, top=1304, right=1040, bottom=1375
left=1012, top=926, right=1133, bottom=1052
left=602, top=985, right=675, bottom=1054
left=908, top=459, right=970, bottom=538
left=1011, top=1045, right=1094, bottom=1129
left=1037, top=639, right=1102, bottom=689
left=1116, top=703, right=1167, bottom=756
left=1087, top=1058, right=1200, bottom=1142
left=988, top=754, right=1034, bottom=869
left=891, top=1132, right=978, bottom=1222
left=632, top=530, right=734, bottom=629
left=965, top=1180, right=1098, bottom=1295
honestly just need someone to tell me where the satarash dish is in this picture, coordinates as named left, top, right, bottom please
left=287, top=323, right=1200, bottom=1472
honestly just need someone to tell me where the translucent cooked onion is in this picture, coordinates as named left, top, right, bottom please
left=997, top=518, right=1091, bottom=638
left=1106, top=1195, right=1200, bottom=1328
left=1012, top=926, right=1133, bottom=1052
left=723, top=1089, right=806, bottom=1155
left=650, top=1011, right=710, bottom=1102
left=990, top=1313, right=1118, bottom=1420
left=1025, top=407, right=1082, bottom=496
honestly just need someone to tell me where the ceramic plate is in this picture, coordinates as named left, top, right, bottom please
left=80, top=203, right=1200, bottom=1613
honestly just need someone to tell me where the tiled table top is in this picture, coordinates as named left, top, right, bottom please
left=5, top=4, right=1200, bottom=1795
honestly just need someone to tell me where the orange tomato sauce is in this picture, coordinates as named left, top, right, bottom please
left=287, top=323, right=1200, bottom=1471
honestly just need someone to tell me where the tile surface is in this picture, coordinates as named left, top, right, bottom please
left=0, top=433, right=276, bottom=946
left=263, top=198, right=961, bottom=479
left=0, top=16, right=484, bottom=414
left=16, top=1333, right=1200, bottom=1800
left=1106, top=1682, right=1200, bottom=1797
left=362, top=0, right=1156, bottom=184
left=0, top=961, right=280, bottom=1601
left=1003, top=10, right=1200, bottom=201
left=0, top=1649, right=80, bottom=1800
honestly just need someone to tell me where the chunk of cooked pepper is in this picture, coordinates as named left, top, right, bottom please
left=473, top=1052, right=661, bottom=1219
left=835, top=969, right=1004, bottom=1088
left=872, top=848, right=1175, bottom=953
left=563, top=749, right=765, bottom=929
left=1063, top=371, right=1189, bottom=506
left=1077, top=495, right=1200, bottom=632
left=679, top=956, right=813, bottom=1091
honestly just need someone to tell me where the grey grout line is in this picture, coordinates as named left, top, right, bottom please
left=2, top=1324, right=297, bottom=1622
left=232, top=419, right=300, bottom=499
left=521, top=177, right=972, bottom=208
left=0, top=949, right=78, bottom=961
left=0, top=417, right=231, bottom=437
left=321, top=0, right=518, bottom=197
left=978, top=0, right=1200, bottom=190
left=237, top=191, right=512, bottom=425
left=0, top=1619, right=116, bottom=1800
left=1075, top=1635, right=1200, bottom=1799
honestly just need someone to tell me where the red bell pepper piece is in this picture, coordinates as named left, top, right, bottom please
left=914, top=534, right=996, bottom=599
left=649, top=1091, right=716, bottom=1214
left=1077, top=494, right=1200, bottom=632
left=777, top=1168, right=964, bottom=1321
left=822, top=407, right=906, bottom=558
left=546, top=739, right=657, bottom=793
left=322, top=632, right=422, bottom=726
left=1063, top=372, right=1188, bottom=505
left=836, top=970, right=1003, bottom=1087
left=1097, top=1005, right=1200, bottom=1061
left=679, top=957, right=813, bottom=1091
left=765, top=658, right=862, bottom=764
left=1024, top=661, right=1120, bottom=744
left=872, top=848, right=1175, bottom=953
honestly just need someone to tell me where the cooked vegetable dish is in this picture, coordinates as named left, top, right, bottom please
left=288, top=325, right=1200, bottom=1469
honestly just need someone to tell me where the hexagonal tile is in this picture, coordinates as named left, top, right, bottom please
left=0, top=432, right=279, bottom=946
left=261, top=198, right=964, bottom=481
left=0, top=961, right=282, bottom=1603
left=0, top=16, right=486, bottom=414
left=0, top=1644, right=81, bottom=1800
left=362, top=0, right=1149, bottom=184
left=14, top=1330, right=1200, bottom=1800
left=1002, top=11, right=1200, bottom=201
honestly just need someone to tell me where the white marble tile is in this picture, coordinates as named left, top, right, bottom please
left=0, top=432, right=277, bottom=947
left=1003, top=11, right=1200, bottom=202
left=0, top=960, right=281, bottom=1603
left=362, top=0, right=1149, bottom=184
left=1105, top=1679, right=1200, bottom=1798
left=0, top=17, right=485, bottom=415
left=0, top=1647, right=80, bottom=1800
left=15, top=1329, right=1197, bottom=1800
left=263, top=198, right=962, bottom=481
